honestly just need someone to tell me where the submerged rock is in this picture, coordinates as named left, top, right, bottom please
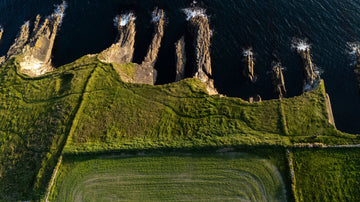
left=188, top=11, right=217, bottom=95
left=99, top=12, right=136, bottom=64
left=242, top=48, right=256, bottom=83
left=134, top=8, right=165, bottom=85
left=272, top=61, right=286, bottom=99
left=175, top=36, right=186, bottom=82
left=296, top=45, right=320, bottom=92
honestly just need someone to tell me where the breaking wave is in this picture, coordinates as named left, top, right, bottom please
left=242, top=48, right=253, bottom=57
left=113, top=12, right=136, bottom=27
left=183, top=8, right=207, bottom=21
left=291, top=38, right=310, bottom=51
left=53, top=1, right=68, bottom=24
left=151, top=9, right=164, bottom=22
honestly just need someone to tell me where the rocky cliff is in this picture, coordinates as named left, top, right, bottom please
left=188, top=13, right=217, bottom=95
left=243, top=48, right=256, bottom=83
left=134, top=8, right=165, bottom=85
left=0, top=26, right=4, bottom=64
left=175, top=36, right=186, bottom=82
left=99, top=13, right=136, bottom=64
left=1, top=2, right=66, bottom=77
left=272, top=61, right=286, bottom=99
left=297, top=47, right=320, bottom=92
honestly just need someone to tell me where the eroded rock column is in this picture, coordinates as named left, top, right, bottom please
left=272, top=61, right=286, bottom=99
left=175, top=36, right=186, bottom=82
left=187, top=8, right=217, bottom=95
left=243, top=48, right=256, bottom=83
left=134, top=8, right=165, bottom=84
left=99, top=13, right=136, bottom=64
left=296, top=45, right=320, bottom=92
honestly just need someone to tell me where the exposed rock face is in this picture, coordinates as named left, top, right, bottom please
left=297, top=47, right=320, bottom=92
left=134, top=8, right=165, bottom=85
left=6, top=22, right=30, bottom=58
left=99, top=13, right=136, bottom=64
left=243, top=48, right=256, bottom=83
left=325, top=93, right=336, bottom=127
left=175, top=36, right=186, bottom=82
left=188, top=14, right=217, bottom=95
left=249, top=95, right=262, bottom=103
left=0, top=26, right=3, bottom=41
left=272, top=61, right=286, bottom=99
left=2, top=2, right=66, bottom=77
left=355, top=50, right=360, bottom=92
left=0, top=26, right=4, bottom=65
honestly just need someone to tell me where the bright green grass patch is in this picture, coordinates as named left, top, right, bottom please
left=292, top=148, right=360, bottom=201
left=63, top=59, right=358, bottom=155
left=49, top=152, right=288, bottom=201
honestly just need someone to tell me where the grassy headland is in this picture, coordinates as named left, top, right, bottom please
left=0, top=55, right=358, bottom=200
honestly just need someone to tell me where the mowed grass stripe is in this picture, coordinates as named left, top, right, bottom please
left=49, top=153, right=287, bottom=201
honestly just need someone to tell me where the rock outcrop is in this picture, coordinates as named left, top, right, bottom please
left=355, top=49, right=360, bottom=92
left=2, top=2, right=67, bottom=77
left=0, top=26, right=3, bottom=41
left=188, top=11, right=217, bottom=95
left=134, top=8, right=165, bottom=85
left=243, top=48, right=256, bottom=83
left=175, top=36, right=186, bottom=82
left=296, top=46, right=320, bottom=92
left=272, top=61, right=286, bottom=99
left=249, top=94, right=262, bottom=103
left=325, top=93, right=336, bottom=127
left=0, top=26, right=4, bottom=65
left=6, top=22, right=30, bottom=58
left=99, top=13, right=136, bottom=64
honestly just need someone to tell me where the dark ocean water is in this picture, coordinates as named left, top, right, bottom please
left=0, top=0, right=360, bottom=134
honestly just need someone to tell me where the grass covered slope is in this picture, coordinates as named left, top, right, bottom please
left=0, top=56, right=98, bottom=200
left=0, top=55, right=358, bottom=200
left=292, top=148, right=360, bottom=201
left=49, top=152, right=287, bottom=201
left=63, top=57, right=358, bottom=154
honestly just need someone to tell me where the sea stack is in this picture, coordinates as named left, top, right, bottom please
left=187, top=8, right=218, bottom=95
left=295, top=42, right=320, bottom=92
left=3, top=1, right=67, bottom=77
left=175, top=36, right=186, bottom=82
left=134, top=8, right=165, bottom=85
left=0, top=26, right=3, bottom=41
left=99, top=12, right=136, bottom=64
left=272, top=61, right=286, bottom=99
left=243, top=48, right=256, bottom=83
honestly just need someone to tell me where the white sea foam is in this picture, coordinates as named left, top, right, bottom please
left=346, top=42, right=360, bottom=56
left=0, top=25, right=3, bottom=32
left=151, top=9, right=164, bottom=22
left=183, top=8, right=207, bottom=21
left=114, top=13, right=136, bottom=27
left=291, top=38, right=310, bottom=52
left=242, top=48, right=253, bottom=57
left=53, top=1, right=68, bottom=23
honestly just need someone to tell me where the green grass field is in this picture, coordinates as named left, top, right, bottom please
left=49, top=152, right=288, bottom=201
left=292, top=148, right=360, bottom=201
left=0, top=54, right=359, bottom=200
